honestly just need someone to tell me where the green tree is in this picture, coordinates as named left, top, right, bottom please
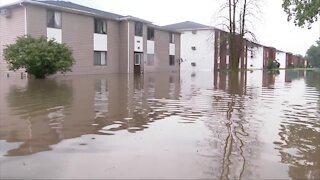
left=282, top=0, right=320, bottom=28
left=4, top=36, right=75, bottom=79
left=306, top=40, right=320, bottom=67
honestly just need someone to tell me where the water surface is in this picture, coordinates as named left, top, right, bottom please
left=0, top=70, right=319, bottom=179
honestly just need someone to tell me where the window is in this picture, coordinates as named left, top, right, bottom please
left=147, top=54, right=154, bottom=66
left=170, top=33, right=175, bottom=43
left=135, top=22, right=143, bottom=36
left=94, top=51, right=107, bottom=66
left=134, top=53, right=142, bottom=65
left=147, top=28, right=154, bottom=40
left=191, top=46, right=196, bottom=50
left=250, top=51, right=254, bottom=58
left=169, top=55, right=175, bottom=66
left=47, top=10, right=61, bottom=29
left=94, top=19, right=107, bottom=34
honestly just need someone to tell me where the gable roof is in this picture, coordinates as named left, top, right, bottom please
left=0, top=0, right=151, bottom=23
left=37, top=0, right=124, bottom=20
left=163, top=21, right=214, bottom=31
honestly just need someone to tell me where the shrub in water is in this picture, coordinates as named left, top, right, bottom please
left=4, top=36, right=75, bottom=79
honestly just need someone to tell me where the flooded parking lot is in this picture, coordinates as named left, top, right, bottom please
left=0, top=70, right=319, bottom=179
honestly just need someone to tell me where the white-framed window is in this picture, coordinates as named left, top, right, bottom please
left=134, top=53, right=142, bottom=65
left=170, top=33, right=175, bottom=43
left=169, top=55, right=175, bottom=66
left=47, top=10, right=61, bottom=29
left=94, top=19, right=107, bottom=34
left=94, top=51, right=107, bottom=66
left=147, top=54, right=154, bottom=66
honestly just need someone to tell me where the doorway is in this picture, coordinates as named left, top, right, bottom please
left=134, top=53, right=143, bottom=74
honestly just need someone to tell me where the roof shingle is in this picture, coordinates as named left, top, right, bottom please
left=163, top=21, right=213, bottom=30
left=37, top=0, right=123, bottom=20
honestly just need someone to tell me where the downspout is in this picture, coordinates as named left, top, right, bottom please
left=20, top=2, right=27, bottom=35
left=127, top=21, right=130, bottom=73
left=20, top=2, right=28, bottom=77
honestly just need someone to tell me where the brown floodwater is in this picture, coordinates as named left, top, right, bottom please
left=0, top=70, right=319, bottom=179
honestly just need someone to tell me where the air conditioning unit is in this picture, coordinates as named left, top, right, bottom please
left=0, top=9, right=12, bottom=18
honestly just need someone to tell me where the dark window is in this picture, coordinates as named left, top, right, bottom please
left=170, top=33, right=175, bottom=43
left=147, top=28, right=154, bottom=40
left=147, top=54, right=154, bottom=66
left=135, top=22, right=143, bottom=36
left=191, top=46, right=196, bottom=50
left=94, top=19, right=107, bottom=34
left=94, top=51, right=107, bottom=66
left=169, top=55, right=175, bottom=66
left=47, top=10, right=61, bottom=29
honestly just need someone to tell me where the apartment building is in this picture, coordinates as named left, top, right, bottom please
left=276, top=50, right=287, bottom=69
left=165, top=21, right=248, bottom=71
left=164, top=21, right=215, bottom=71
left=165, top=21, right=306, bottom=71
left=247, top=42, right=264, bottom=69
left=0, top=0, right=181, bottom=75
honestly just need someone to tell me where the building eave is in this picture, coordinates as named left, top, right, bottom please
left=0, top=0, right=24, bottom=9
left=118, top=15, right=152, bottom=24
left=148, top=24, right=181, bottom=34
left=0, top=0, right=121, bottom=21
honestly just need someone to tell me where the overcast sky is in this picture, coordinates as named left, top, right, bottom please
left=1, top=0, right=319, bottom=55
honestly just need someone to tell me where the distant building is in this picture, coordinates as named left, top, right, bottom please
left=164, top=21, right=248, bottom=71
left=0, top=0, right=181, bottom=75
left=164, top=21, right=215, bottom=72
left=164, top=21, right=307, bottom=71
left=247, top=42, right=264, bottom=69
left=263, top=46, right=276, bottom=68
left=276, top=50, right=287, bottom=69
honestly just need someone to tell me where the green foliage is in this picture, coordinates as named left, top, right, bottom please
left=4, top=36, right=75, bottom=79
left=282, top=0, right=320, bottom=28
left=306, top=40, right=320, bottom=68
left=267, top=60, right=280, bottom=70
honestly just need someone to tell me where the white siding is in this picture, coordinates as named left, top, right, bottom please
left=180, top=30, right=214, bottom=71
left=276, top=51, right=286, bottom=69
left=134, top=36, right=143, bottom=52
left=94, top=33, right=108, bottom=51
left=147, top=40, right=154, bottom=54
left=169, top=43, right=175, bottom=55
left=247, top=46, right=264, bottom=69
left=47, top=28, right=62, bottom=43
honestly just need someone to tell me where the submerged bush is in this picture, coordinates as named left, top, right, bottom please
left=4, top=36, right=75, bottom=79
left=267, top=60, right=280, bottom=70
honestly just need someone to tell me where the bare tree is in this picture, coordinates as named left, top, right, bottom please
left=214, top=0, right=261, bottom=71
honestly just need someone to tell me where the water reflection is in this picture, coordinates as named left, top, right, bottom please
left=0, top=70, right=319, bottom=179
left=3, top=79, right=73, bottom=156
left=0, top=73, right=181, bottom=156
left=273, top=70, right=320, bottom=179
left=212, top=71, right=259, bottom=179
left=306, top=70, right=320, bottom=112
